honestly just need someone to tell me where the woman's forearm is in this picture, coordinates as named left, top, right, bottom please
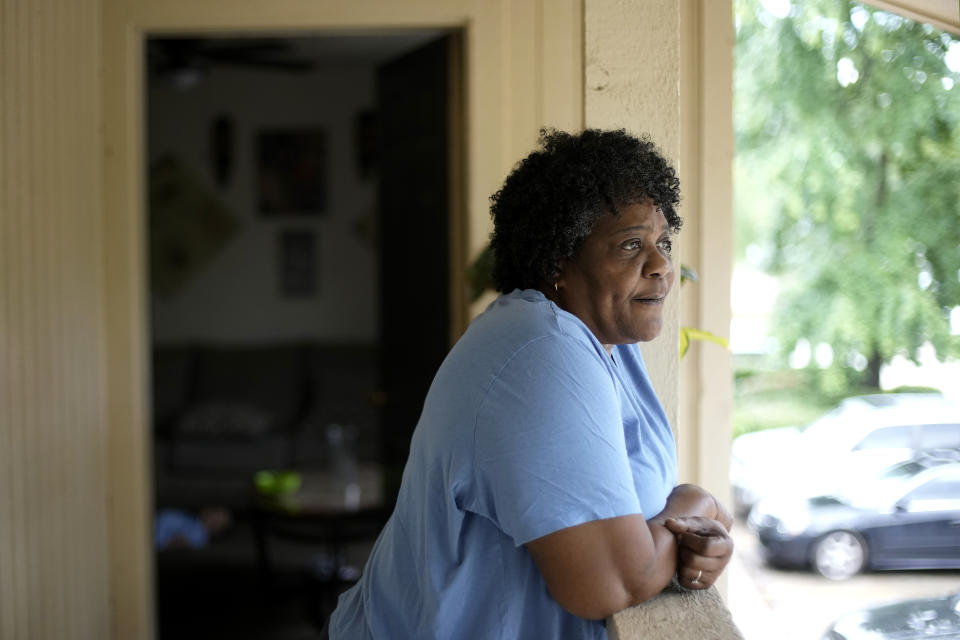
left=620, top=516, right=682, bottom=603
left=527, top=484, right=730, bottom=619
left=619, top=484, right=723, bottom=603
left=616, top=484, right=733, bottom=603
left=527, top=513, right=677, bottom=619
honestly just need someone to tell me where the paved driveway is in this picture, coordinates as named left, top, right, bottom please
left=726, top=518, right=960, bottom=640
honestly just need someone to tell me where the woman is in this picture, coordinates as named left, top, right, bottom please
left=328, top=129, right=733, bottom=639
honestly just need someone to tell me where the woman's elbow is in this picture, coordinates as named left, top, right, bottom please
left=552, top=590, right=629, bottom=621
left=551, top=571, right=665, bottom=620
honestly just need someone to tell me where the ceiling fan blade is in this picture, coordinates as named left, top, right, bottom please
left=199, top=41, right=289, bottom=57
left=148, top=37, right=317, bottom=77
left=197, top=51, right=315, bottom=72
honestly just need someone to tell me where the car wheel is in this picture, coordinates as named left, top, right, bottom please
left=813, top=530, right=867, bottom=580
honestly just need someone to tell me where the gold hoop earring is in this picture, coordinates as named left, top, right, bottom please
left=553, top=282, right=559, bottom=293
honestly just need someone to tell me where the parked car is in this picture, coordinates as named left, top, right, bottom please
left=748, top=452, right=960, bottom=579
left=730, top=393, right=960, bottom=515
left=822, top=590, right=960, bottom=640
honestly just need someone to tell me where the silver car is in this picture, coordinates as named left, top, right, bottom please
left=822, top=590, right=960, bottom=639
left=731, top=393, right=960, bottom=516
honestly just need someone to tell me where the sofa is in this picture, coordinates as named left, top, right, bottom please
left=152, top=342, right=379, bottom=510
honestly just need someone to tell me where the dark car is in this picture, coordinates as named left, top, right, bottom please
left=822, top=591, right=960, bottom=640
left=748, top=453, right=960, bottom=579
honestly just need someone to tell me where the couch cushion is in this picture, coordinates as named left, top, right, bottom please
left=168, top=433, right=293, bottom=474
left=175, top=403, right=273, bottom=439
left=193, top=344, right=309, bottom=432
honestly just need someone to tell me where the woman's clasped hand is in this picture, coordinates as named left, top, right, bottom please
left=649, top=483, right=735, bottom=591
left=665, top=517, right=734, bottom=590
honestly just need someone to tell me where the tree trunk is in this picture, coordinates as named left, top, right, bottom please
left=865, top=349, right=883, bottom=389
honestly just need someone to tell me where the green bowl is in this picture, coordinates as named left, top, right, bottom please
left=254, top=470, right=302, bottom=496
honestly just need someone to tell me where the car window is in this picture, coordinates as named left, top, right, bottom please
left=802, top=407, right=862, bottom=451
left=801, top=408, right=843, bottom=438
left=878, top=461, right=926, bottom=479
left=918, top=423, right=960, bottom=449
left=852, top=425, right=915, bottom=451
left=900, top=476, right=960, bottom=512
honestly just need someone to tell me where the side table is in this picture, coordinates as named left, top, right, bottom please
left=251, top=466, right=391, bottom=622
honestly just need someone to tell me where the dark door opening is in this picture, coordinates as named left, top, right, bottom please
left=145, top=31, right=462, bottom=638
left=377, top=35, right=456, bottom=502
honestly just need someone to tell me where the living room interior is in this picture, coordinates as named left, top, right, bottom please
left=146, top=30, right=457, bottom=638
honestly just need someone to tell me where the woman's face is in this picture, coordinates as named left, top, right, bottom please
left=556, top=200, right=675, bottom=351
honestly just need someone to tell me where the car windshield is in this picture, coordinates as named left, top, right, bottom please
left=831, top=461, right=932, bottom=508
left=798, top=407, right=850, bottom=449
left=831, top=477, right=904, bottom=508
left=835, top=462, right=960, bottom=510
left=877, top=460, right=927, bottom=479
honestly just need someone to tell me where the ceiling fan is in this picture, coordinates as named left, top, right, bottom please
left=147, top=38, right=317, bottom=85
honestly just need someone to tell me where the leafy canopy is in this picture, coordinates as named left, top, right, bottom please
left=735, top=0, right=960, bottom=388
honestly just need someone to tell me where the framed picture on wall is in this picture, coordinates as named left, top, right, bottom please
left=257, top=129, right=326, bottom=215
left=278, top=229, right=317, bottom=296
left=149, top=155, right=240, bottom=297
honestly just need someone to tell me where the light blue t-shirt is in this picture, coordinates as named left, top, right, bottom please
left=330, top=289, right=678, bottom=639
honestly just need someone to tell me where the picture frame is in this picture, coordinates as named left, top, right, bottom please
left=257, top=129, right=326, bottom=215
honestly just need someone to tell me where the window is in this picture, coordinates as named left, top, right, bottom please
left=918, top=423, right=960, bottom=449
left=901, top=475, right=960, bottom=512
left=853, top=425, right=914, bottom=450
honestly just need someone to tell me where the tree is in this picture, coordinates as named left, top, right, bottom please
left=735, top=0, right=960, bottom=389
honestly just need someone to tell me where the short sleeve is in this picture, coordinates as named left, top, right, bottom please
left=472, top=336, right=642, bottom=546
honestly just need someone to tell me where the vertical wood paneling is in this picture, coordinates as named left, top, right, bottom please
left=0, top=1, right=109, bottom=639
left=2, top=2, right=19, bottom=635
left=541, top=0, right=584, bottom=132
left=504, top=0, right=540, bottom=161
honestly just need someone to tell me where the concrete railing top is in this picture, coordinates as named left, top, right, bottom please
left=608, top=582, right=745, bottom=640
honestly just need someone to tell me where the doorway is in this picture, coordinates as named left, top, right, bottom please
left=146, top=31, right=463, bottom=637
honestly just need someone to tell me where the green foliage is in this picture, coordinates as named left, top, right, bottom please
left=466, top=244, right=496, bottom=302
left=733, top=355, right=942, bottom=439
left=678, top=265, right=730, bottom=359
left=679, top=327, right=729, bottom=359
left=735, top=0, right=960, bottom=389
left=732, top=360, right=842, bottom=437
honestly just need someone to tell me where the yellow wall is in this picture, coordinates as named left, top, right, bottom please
left=0, top=0, right=111, bottom=638
left=677, top=0, right=735, bottom=499
left=866, top=0, right=960, bottom=35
